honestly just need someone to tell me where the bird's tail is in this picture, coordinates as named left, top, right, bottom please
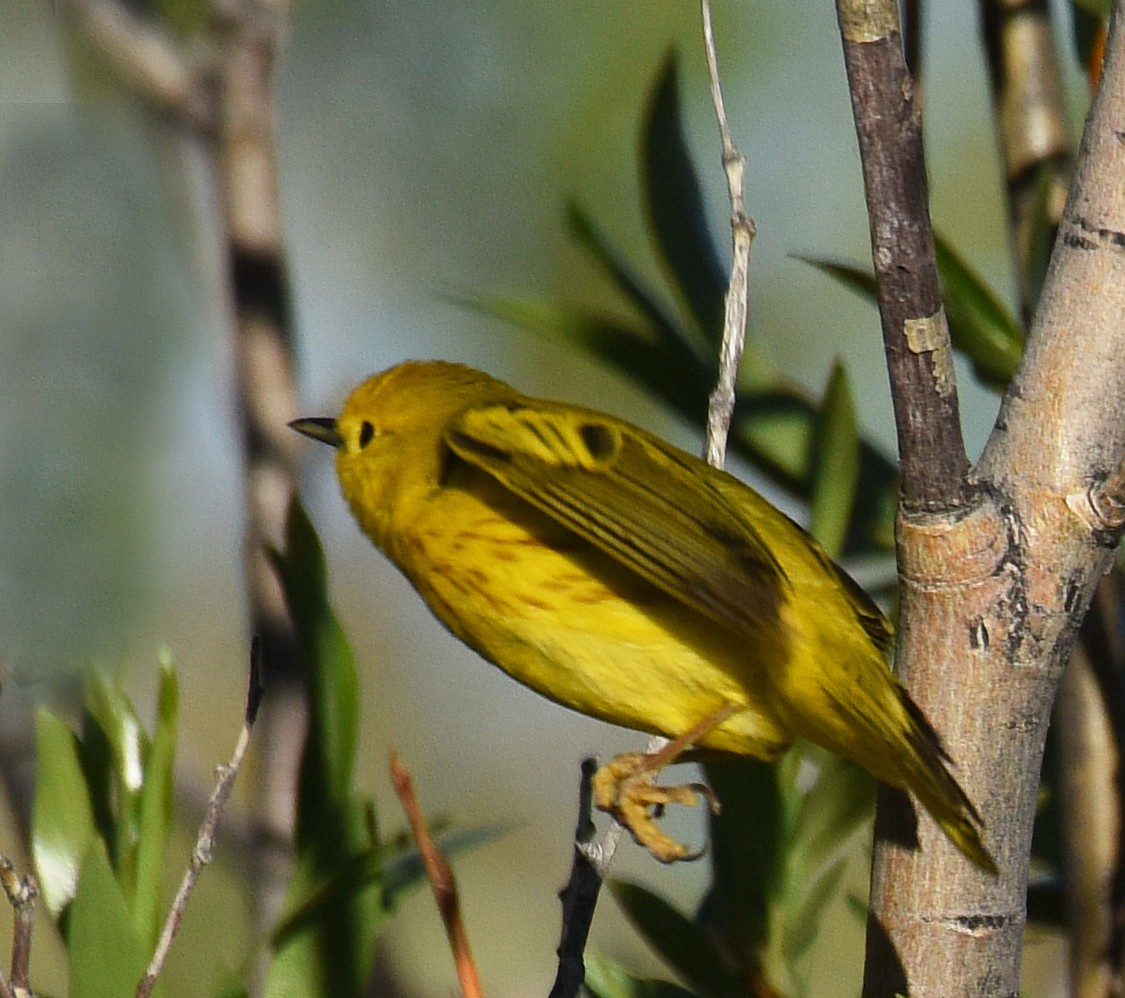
left=881, top=689, right=997, bottom=874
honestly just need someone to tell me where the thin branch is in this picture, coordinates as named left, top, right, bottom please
left=135, top=642, right=262, bottom=998
left=389, top=753, right=483, bottom=998
left=549, top=759, right=605, bottom=998
left=836, top=0, right=968, bottom=510
left=58, top=0, right=216, bottom=133
left=700, top=0, right=755, bottom=470
left=0, top=857, right=36, bottom=998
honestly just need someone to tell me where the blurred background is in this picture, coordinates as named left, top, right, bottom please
left=0, top=0, right=1082, bottom=993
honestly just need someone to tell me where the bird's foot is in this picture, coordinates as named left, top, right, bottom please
left=591, top=702, right=740, bottom=863
left=591, top=753, right=718, bottom=862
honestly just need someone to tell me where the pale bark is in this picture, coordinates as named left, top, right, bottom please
left=856, top=2, right=1125, bottom=994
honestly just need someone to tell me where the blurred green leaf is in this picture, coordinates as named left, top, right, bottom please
left=132, top=657, right=178, bottom=947
left=266, top=498, right=380, bottom=997
left=469, top=293, right=716, bottom=424
left=802, top=241, right=1025, bottom=390
left=807, top=361, right=859, bottom=559
left=68, top=842, right=151, bottom=998
left=584, top=951, right=701, bottom=998
left=272, top=819, right=512, bottom=944
left=1071, top=0, right=1111, bottom=19
left=700, top=758, right=782, bottom=968
left=81, top=672, right=147, bottom=885
left=567, top=203, right=703, bottom=366
left=609, top=880, right=741, bottom=998
left=934, top=233, right=1024, bottom=387
left=781, top=751, right=873, bottom=979
left=641, top=53, right=728, bottom=348
left=32, top=707, right=98, bottom=917
left=275, top=498, right=360, bottom=808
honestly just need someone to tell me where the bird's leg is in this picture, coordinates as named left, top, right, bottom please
left=592, top=702, right=742, bottom=863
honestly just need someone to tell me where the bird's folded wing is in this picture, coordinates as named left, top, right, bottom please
left=446, top=400, right=790, bottom=635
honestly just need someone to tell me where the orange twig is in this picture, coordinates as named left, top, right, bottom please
left=390, top=753, right=484, bottom=998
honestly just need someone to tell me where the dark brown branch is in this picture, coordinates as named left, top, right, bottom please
left=549, top=759, right=605, bottom=998
left=0, top=857, right=36, bottom=997
left=836, top=0, right=969, bottom=511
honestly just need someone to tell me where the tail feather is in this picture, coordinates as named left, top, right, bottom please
left=808, top=682, right=997, bottom=874
left=893, top=690, right=997, bottom=875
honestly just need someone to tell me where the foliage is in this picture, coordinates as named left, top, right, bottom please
left=26, top=500, right=500, bottom=996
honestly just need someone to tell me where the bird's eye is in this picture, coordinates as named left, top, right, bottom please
left=358, top=421, right=375, bottom=449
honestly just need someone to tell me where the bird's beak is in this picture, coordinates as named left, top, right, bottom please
left=290, top=417, right=342, bottom=448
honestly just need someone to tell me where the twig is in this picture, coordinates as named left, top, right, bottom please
left=549, top=759, right=605, bottom=998
left=135, top=640, right=263, bottom=998
left=700, top=0, right=755, bottom=470
left=389, top=753, right=483, bottom=998
left=0, top=856, right=37, bottom=998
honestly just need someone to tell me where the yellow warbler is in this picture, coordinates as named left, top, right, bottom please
left=292, top=360, right=994, bottom=873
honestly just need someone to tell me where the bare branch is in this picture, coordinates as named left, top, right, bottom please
left=836, top=0, right=968, bottom=510
left=389, top=754, right=484, bottom=998
left=136, top=643, right=261, bottom=998
left=0, top=857, right=36, bottom=998
left=59, top=0, right=216, bottom=132
left=549, top=760, right=604, bottom=998
left=866, top=3, right=1125, bottom=994
left=700, top=0, right=755, bottom=470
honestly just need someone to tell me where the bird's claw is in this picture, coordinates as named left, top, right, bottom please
left=592, top=751, right=720, bottom=863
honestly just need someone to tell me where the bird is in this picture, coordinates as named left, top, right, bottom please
left=291, top=359, right=995, bottom=873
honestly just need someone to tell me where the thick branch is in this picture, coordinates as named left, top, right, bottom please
left=865, top=4, right=1125, bottom=995
left=837, top=0, right=969, bottom=510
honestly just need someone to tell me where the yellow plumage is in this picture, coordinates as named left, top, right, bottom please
left=292, top=360, right=994, bottom=873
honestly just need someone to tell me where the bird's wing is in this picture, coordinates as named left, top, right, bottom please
left=446, top=400, right=790, bottom=634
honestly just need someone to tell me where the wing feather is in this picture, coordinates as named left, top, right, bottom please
left=446, top=400, right=789, bottom=634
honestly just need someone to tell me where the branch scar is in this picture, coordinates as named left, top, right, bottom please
left=904, top=309, right=955, bottom=398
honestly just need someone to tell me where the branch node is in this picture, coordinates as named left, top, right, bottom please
left=1067, top=477, right=1125, bottom=545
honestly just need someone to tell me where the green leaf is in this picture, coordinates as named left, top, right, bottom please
left=132, top=657, right=179, bottom=947
left=807, top=361, right=859, bottom=559
left=265, top=496, right=382, bottom=997
left=797, top=256, right=876, bottom=302
left=700, top=758, right=782, bottom=964
left=934, top=234, right=1024, bottom=387
left=800, top=244, right=1025, bottom=389
left=274, top=498, right=360, bottom=807
left=271, top=819, right=512, bottom=945
left=68, top=842, right=151, bottom=998
left=32, top=707, right=99, bottom=917
left=1071, top=0, right=1111, bottom=19
left=641, top=53, right=729, bottom=346
left=81, top=672, right=146, bottom=884
left=610, top=880, right=740, bottom=998
left=781, top=751, right=873, bottom=974
left=263, top=798, right=385, bottom=998
left=567, top=202, right=703, bottom=364
left=469, top=293, right=716, bottom=425
left=583, top=951, right=701, bottom=998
